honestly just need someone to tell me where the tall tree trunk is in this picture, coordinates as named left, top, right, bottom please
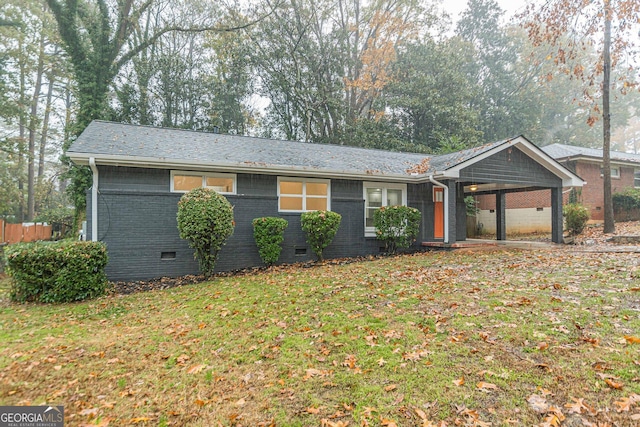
left=27, top=26, right=46, bottom=221
left=17, top=35, right=27, bottom=223
left=602, top=0, right=614, bottom=233
left=38, top=73, right=55, bottom=181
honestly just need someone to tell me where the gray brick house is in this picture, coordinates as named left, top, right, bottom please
left=67, top=121, right=584, bottom=281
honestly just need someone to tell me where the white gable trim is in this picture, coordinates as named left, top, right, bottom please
left=436, top=136, right=584, bottom=187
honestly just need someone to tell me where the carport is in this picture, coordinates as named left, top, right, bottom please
left=427, top=136, right=584, bottom=244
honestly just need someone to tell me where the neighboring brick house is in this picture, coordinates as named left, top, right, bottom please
left=475, top=143, right=640, bottom=233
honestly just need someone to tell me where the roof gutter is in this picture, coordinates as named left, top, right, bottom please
left=428, top=175, right=449, bottom=244
left=89, top=157, right=98, bottom=242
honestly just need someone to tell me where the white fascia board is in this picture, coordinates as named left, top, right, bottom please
left=440, top=136, right=585, bottom=187
left=560, top=155, right=640, bottom=168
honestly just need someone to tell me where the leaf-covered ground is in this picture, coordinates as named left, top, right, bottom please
left=1, top=246, right=639, bottom=426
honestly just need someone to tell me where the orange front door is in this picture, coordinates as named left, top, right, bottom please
left=433, top=187, right=444, bottom=239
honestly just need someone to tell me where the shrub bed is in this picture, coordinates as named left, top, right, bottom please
left=5, top=240, right=108, bottom=303
left=613, top=188, right=640, bottom=221
left=563, top=203, right=589, bottom=236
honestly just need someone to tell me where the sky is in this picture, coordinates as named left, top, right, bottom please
left=443, top=0, right=530, bottom=23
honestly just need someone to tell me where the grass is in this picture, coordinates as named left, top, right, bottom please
left=0, top=248, right=639, bottom=426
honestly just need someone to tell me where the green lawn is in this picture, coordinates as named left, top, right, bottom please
left=1, top=248, right=639, bottom=426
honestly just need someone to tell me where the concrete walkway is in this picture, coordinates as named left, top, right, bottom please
left=424, top=238, right=640, bottom=252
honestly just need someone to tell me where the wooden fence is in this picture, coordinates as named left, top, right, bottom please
left=0, top=219, right=52, bottom=244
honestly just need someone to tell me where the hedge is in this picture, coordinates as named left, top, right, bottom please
left=5, top=240, right=108, bottom=303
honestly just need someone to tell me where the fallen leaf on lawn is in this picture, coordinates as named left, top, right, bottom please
left=527, top=394, right=549, bottom=414
left=384, top=384, right=397, bottom=392
left=476, top=381, right=498, bottom=391
left=380, top=418, right=398, bottom=427
left=541, top=407, right=565, bottom=427
left=377, top=357, right=386, bottom=367
left=176, top=354, right=190, bottom=365
left=79, top=408, right=99, bottom=418
left=304, top=368, right=332, bottom=380
left=306, top=407, right=320, bottom=414
left=321, top=419, right=349, bottom=427
left=564, top=397, right=594, bottom=414
left=235, top=398, right=246, bottom=406
left=187, top=364, right=206, bottom=374
left=624, top=335, right=640, bottom=344
left=130, top=417, right=151, bottom=424
left=194, top=399, right=207, bottom=407
left=453, top=377, right=465, bottom=386
left=604, top=378, right=624, bottom=389
left=537, top=342, right=549, bottom=351
left=80, top=418, right=111, bottom=427
left=413, top=406, right=428, bottom=420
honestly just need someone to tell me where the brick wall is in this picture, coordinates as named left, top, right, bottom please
left=573, top=162, right=636, bottom=221
left=89, top=167, right=434, bottom=281
left=475, top=160, right=638, bottom=223
left=475, top=189, right=556, bottom=210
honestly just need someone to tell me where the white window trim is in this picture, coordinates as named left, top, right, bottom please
left=600, top=166, right=620, bottom=179
left=277, top=177, right=331, bottom=212
left=363, top=181, right=408, bottom=237
left=170, top=171, right=237, bottom=194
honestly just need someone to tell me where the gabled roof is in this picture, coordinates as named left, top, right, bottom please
left=67, top=121, right=583, bottom=186
left=543, top=143, right=640, bottom=165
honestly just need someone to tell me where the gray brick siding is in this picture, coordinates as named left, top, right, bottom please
left=87, top=167, right=432, bottom=281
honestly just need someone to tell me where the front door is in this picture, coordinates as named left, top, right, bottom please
left=433, top=187, right=444, bottom=239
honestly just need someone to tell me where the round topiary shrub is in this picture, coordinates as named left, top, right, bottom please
left=177, top=188, right=234, bottom=277
left=300, top=210, right=341, bottom=261
left=563, top=203, right=589, bottom=236
left=373, top=205, right=422, bottom=254
left=253, top=217, right=288, bottom=265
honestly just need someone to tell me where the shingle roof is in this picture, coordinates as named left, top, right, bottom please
left=67, top=121, right=580, bottom=186
left=542, top=143, right=640, bottom=164
left=68, top=121, right=436, bottom=177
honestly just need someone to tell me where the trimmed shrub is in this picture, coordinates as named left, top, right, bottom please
left=613, top=188, right=640, bottom=221
left=300, top=210, right=342, bottom=261
left=563, top=203, right=589, bottom=236
left=177, top=188, right=234, bottom=278
left=5, top=240, right=108, bottom=303
left=253, top=217, right=288, bottom=265
left=373, top=205, right=422, bottom=254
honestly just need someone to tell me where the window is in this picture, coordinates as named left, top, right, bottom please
left=171, top=171, right=236, bottom=194
left=600, top=167, right=620, bottom=178
left=635, top=170, right=640, bottom=188
left=363, top=182, right=407, bottom=236
left=278, top=178, right=330, bottom=212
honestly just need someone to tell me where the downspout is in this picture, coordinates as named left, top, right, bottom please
left=428, top=175, right=449, bottom=243
left=89, top=157, right=98, bottom=242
